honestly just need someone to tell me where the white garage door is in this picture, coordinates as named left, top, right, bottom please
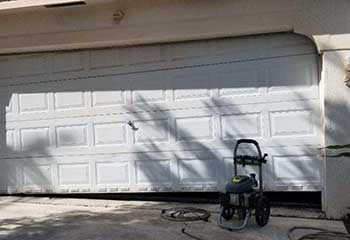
left=0, top=33, right=322, bottom=194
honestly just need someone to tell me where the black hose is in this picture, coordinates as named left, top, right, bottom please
left=160, top=207, right=211, bottom=222
left=288, top=226, right=350, bottom=240
left=181, top=228, right=205, bottom=240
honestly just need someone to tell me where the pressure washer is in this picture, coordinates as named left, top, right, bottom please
left=218, top=139, right=270, bottom=231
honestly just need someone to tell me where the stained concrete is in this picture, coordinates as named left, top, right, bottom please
left=0, top=197, right=346, bottom=240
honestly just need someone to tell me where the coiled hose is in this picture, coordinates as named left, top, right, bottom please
left=288, top=226, right=350, bottom=240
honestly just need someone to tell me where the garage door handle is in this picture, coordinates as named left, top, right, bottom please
left=127, top=121, right=139, bottom=131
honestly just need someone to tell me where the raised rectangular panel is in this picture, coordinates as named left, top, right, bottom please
left=171, top=41, right=208, bottom=60
left=176, top=116, right=213, bottom=141
left=53, top=52, right=84, bottom=73
left=16, top=54, right=46, bottom=77
left=96, top=162, right=129, bottom=184
left=221, top=113, right=262, bottom=139
left=273, top=155, right=321, bottom=182
left=19, top=93, right=48, bottom=113
left=56, top=125, right=87, bottom=147
left=135, top=160, right=171, bottom=184
left=218, top=70, right=259, bottom=97
left=92, top=91, right=125, bottom=107
left=173, top=73, right=210, bottom=100
left=0, top=59, right=11, bottom=79
left=94, top=123, right=126, bottom=146
left=179, top=159, right=217, bottom=183
left=132, top=78, right=166, bottom=104
left=58, top=163, right=90, bottom=185
left=23, top=165, right=51, bottom=187
left=90, top=49, right=121, bottom=69
left=134, top=119, right=169, bottom=144
left=20, top=127, right=50, bottom=150
left=54, top=92, right=85, bottom=109
left=268, top=63, right=313, bottom=92
left=129, top=45, right=164, bottom=65
left=6, top=130, right=15, bottom=150
left=270, top=110, right=314, bottom=137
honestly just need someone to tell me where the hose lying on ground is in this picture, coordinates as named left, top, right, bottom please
left=161, top=208, right=350, bottom=240
left=160, top=207, right=211, bottom=222
left=288, top=226, right=350, bottom=240
left=161, top=207, right=210, bottom=240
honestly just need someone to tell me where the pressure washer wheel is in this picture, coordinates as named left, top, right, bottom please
left=255, top=196, right=270, bottom=227
left=221, top=206, right=235, bottom=220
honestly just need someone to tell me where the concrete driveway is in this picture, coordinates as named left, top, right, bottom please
left=0, top=197, right=346, bottom=240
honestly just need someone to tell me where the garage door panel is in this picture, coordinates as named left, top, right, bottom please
left=55, top=124, right=88, bottom=148
left=96, top=161, right=130, bottom=185
left=267, top=56, right=318, bottom=92
left=0, top=34, right=322, bottom=193
left=211, top=37, right=262, bottom=58
left=90, top=48, right=123, bottom=70
left=23, top=164, right=52, bottom=189
left=175, top=116, right=214, bottom=142
left=178, top=158, right=218, bottom=185
left=221, top=145, right=322, bottom=191
left=128, top=44, right=166, bottom=66
left=54, top=91, right=87, bottom=110
left=53, top=51, right=85, bottom=74
left=172, top=70, right=211, bottom=101
left=20, top=127, right=50, bottom=151
left=58, top=163, right=90, bottom=186
left=135, top=160, right=172, bottom=185
left=0, top=35, right=317, bottom=88
left=93, top=122, right=127, bottom=146
left=4, top=98, right=320, bottom=157
left=133, top=118, right=169, bottom=144
left=6, top=130, right=15, bottom=151
left=269, top=110, right=316, bottom=137
left=273, top=155, right=321, bottom=182
left=16, top=54, right=48, bottom=78
left=217, top=68, right=261, bottom=97
left=5, top=66, right=318, bottom=124
left=221, top=112, right=263, bottom=140
left=92, top=90, right=126, bottom=107
left=171, top=41, right=209, bottom=61
left=264, top=34, right=316, bottom=57
left=19, top=93, right=49, bottom=113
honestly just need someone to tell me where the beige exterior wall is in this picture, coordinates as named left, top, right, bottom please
left=0, top=0, right=349, bottom=219
left=0, top=0, right=349, bottom=54
left=322, top=51, right=350, bottom=218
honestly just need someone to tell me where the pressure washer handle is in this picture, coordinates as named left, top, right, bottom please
left=234, top=139, right=262, bottom=158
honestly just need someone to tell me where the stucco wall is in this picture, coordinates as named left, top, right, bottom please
left=323, top=51, right=350, bottom=218
left=0, top=0, right=349, bottom=219
left=0, top=0, right=350, bottom=54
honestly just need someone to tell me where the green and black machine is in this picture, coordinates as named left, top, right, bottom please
left=218, top=139, right=270, bottom=231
